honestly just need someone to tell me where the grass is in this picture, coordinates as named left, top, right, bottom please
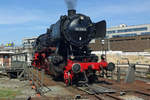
left=0, top=88, right=20, bottom=99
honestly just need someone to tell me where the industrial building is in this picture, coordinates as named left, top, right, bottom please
left=106, top=24, right=150, bottom=38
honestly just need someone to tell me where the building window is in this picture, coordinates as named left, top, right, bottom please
left=3, top=55, right=9, bottom=59
left=112, top=33, right=137, bottom=38
left=107, top=30, right=116, bottom=34
left=117, top=27, right=147, bottom=33
left=141, top=32, right=150, bottom=36
left=107, top=27, right=148, bottom=34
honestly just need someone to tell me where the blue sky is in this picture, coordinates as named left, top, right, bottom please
left=0, top=0, right=150, bottom=45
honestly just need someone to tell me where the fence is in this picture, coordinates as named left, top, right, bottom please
left=27, top=67, right=51, bottom=96
left=113, top=59, right=150, bottom=83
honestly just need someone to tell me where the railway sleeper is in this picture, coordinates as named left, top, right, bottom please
left=77, top=84, right=116, bottom=95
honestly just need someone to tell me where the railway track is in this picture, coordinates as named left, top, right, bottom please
left=28, top=68, right=150, bottom=100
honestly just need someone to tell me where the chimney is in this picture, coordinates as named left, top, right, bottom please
left=68, top=9, right=76, bottom=16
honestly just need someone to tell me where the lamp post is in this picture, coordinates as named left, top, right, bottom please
left=101, top=39, right=105, bottom=54
left=101, top=39, right=106, bottom=60
left=107, top=39, right=110, bottom=51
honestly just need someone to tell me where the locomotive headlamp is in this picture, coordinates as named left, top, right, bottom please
left=72, top=63, right=81, bottom=73
left=80, top=16, right=84, bottom=20
left=70, top=55, right=75, bottom=60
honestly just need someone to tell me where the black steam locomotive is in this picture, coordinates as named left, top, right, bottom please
left=32, top=9, right=112, bottom=85
left=34, top=10, right=106, bottom=54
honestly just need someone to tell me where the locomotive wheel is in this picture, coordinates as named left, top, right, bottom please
left=85, top=66, right=98, bottom=83
left=48, top=54, right=65, bottom=81
left=49, top=61, right=65, bottom=81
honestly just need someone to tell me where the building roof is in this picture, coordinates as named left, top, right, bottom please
left=0, top=51, right=14, bottom=54
left=22, top=37, right=37, bottom=40
left=108, top=24, right=150, bottom=29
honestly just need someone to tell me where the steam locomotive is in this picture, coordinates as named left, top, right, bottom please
left=32, top=10, right=115, bottom=85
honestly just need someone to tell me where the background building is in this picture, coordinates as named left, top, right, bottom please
left=0, top=37, right=37, bottom=67
left=106, top=24, right=150, bottom=38
left=89, top=24, right=150, bottom=52
left=22, top=37, right=38, bottom=65
left=22, top=37, right=37, bottom=48
left=0, top=51, right=14, bottom=67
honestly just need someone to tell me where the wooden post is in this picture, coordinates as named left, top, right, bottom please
left=117, top=67, right=120, bottom=82
left=27, top=66, right=29, bottom=80
left=17, top=72, right=19, bottom=78
left=148, top=65, right=150, bottom=72
left=36, top=69, right=39, bottom=92
left=111, top=71, right=114, bottom=80
left=31, top=68, right=34, bottom=85
left=41, top=69, right=44, bottom=88
left=23, top=63, right=26, bottom=79
left=37, top=69, right=39, bottom=81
